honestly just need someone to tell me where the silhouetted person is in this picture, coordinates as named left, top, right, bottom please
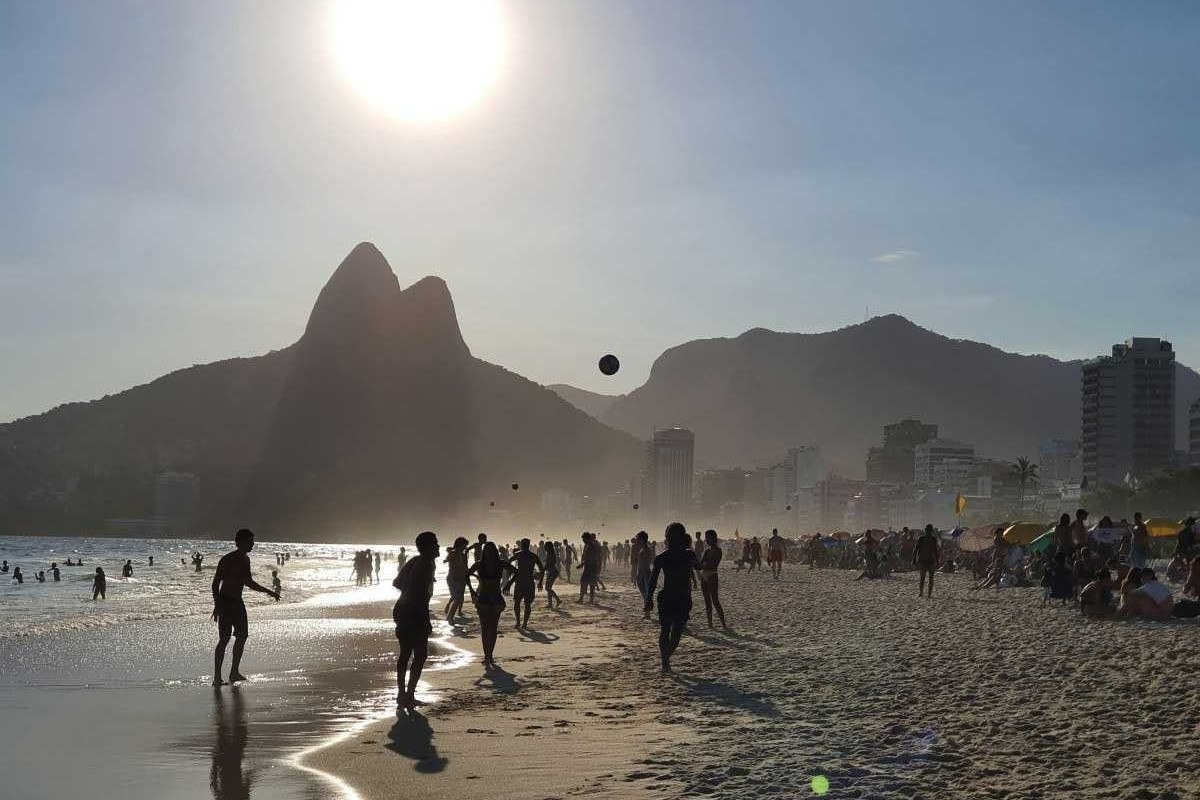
left=122, top=560, right=133, bottom=578
left=542, top=541, right=562, bottom=609
left=1, top=560, right=7, bottom=573
left=393, top=531, right=439, bottom=709
left=644, top=523, right=699, bottom=673
left=561, top=538, right=574, bottom=583
left=374, top=550, right=382, bottom=583
left=12, top=566, right=24, bottom=584
left=469, top=534, right=488, bottom=564
left=504, top=538, right=545, bottom=629
left=50, top=563, right=60, bottom=582
left=914, top=524, right=941, bottom=597
left=270, top=570, right=281, bottom=599
left=466, top=541, right=514, bottom=668
left=92, top=567, right=106, bottom=599
left=193, top=552, right=204, bottom=573
left=36, top=570, right=45, bottom=583
left=577, top=532, right=601, bottom=603
left=148, top=555, right=154, bottom=566
left=767, top=529, right=785, bottom=580
left=632, top=531, right=654, bottom=613
left=443, top=537, right=470, bottom=621
left=211, top=529, right=279, bottom=686
left=697, top=529, right=725, bottom=628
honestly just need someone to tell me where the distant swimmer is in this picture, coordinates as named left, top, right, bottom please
left=443, top=538, right=470, bottom=622
left=542, top=540, right=562, bottom=609
left=767, top=529, right=785, bottom=580
left=698, top=529, right=726, bottom=629
left=393, top=531, right=439, bottom=709
left=193, top=552, right=204, bottom=573
left=122, top=560, right=134, bottom=578
left=50, top=563, right=60, bottom=582
left=643, top=523, right=700, bottom=673
left=210, top=529, right=280, bottom=686
left=270, top=570, right=282, bottom=599
left=1, top=560, right=7, bottom=573
left=148, top=556, right=154, bottom=567
left=466, top=541, right=515, bottom=668
left=914, top=524, right=942, bottom=598
left=12, top=566, right=24, bottom=584
left=92, top=567, right=106, bottom=599
left=36, top=570, right=46, bottom=583
left=504, top=539, right=545, bottom=630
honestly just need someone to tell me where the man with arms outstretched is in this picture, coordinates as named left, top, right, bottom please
left=212, top=528, right=279, bottom=686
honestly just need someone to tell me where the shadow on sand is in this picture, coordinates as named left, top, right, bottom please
left=473, top=665, right=522, bottom=695
left=387, top=710, right=448, bottom=773
left=518, top=628, right=560, bottom=644
left=670, top=674, right=781, bottom=718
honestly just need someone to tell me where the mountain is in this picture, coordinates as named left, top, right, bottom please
left=546, top=384, right=622, bottom=420
left=0, top=243, right=641, bottom=539
left=599, top=314, right=1200, bottom=475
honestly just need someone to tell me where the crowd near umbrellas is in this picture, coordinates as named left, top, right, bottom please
left=957, top=523, right=1009, bottom=552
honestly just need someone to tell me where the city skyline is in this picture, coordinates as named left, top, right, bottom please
left=5, top=2, right=1200, bottom=422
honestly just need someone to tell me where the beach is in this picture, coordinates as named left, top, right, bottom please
left=318, top=565, right=1200, bottom=800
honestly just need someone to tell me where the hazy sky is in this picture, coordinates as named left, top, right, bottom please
left=3, top=1, right=1199, bottom=423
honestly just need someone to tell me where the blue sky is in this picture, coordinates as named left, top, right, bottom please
left=2, top=1, right=1199, bottom=422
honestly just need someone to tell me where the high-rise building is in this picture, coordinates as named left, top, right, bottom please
left=865, top=419, right=938, bottom=484
left=1038, top=438, right=1082, bottom=485
left=815, top=475, right=865, bottom=530
left=652, top=427, right=694, bottom=514
left=788, top=445, right=823, bottom=489
left=1081, top=338, right=1175, bottom=487
left=1190, top=398, right=1200, bottom=461
left=913, top=439, right=976, bottom=489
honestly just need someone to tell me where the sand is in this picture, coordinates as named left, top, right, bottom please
left=314, top=565, right=1200, bottom=800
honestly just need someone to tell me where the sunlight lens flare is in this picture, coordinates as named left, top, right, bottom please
left=330, top=0, right=506, bottom=123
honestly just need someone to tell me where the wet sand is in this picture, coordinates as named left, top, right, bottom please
left=318, top=566, right=1200, bottom=800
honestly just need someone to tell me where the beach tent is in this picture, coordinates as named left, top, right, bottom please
left=829, top=530, right=851, bottom=540
left=1002, top=522, right=1047, bottom=546
left=957, top=524, right=1008, bottom=552
left=1145, top=517, right=1184, bottom=538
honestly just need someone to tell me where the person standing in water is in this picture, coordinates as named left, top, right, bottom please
left=914, top=524, right=942, bottom=598
left=393, top=531, right=439, bottom=709
left=122, top=560, right=133, bottom=578
left=697, top=529, right=726, bottom=629
left=92, top=567, right=106, bottom=599
left=644, top=523, right=699, bottom=673
left=374, top=551, right=382, bottom=584
left=767, top=529, right=785, bottom=580
left=466, top=542, right=515, bottom=668
left=50, top=563, right=60, bottom=582
left=505, top=539, right=545, bottom=629
left=443, top=537, right=470, bottom=622
left=12, top=566, right=24, bottom=584
left=270, top=570, right=282, bottom=599
left=211, top=529, right=280, bottom=686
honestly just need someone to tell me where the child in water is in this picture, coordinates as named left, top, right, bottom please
left=271, top=570, right=282, bottom=600
left=92, top=567, right=106, bottom=600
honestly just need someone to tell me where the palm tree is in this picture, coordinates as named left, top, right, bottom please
left=1011, top=457, right=1039, bottom=514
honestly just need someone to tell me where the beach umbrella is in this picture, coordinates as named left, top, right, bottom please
left=957, top=524, right=1008, bottom=552
left=1002, top=522, right=1048, bottom=546
left=1027, top=529, right=1057, bottom=554
left=1145, top=517, right=1184, bottom=538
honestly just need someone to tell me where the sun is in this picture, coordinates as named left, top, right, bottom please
left=330, top=0, right=506, bottom=124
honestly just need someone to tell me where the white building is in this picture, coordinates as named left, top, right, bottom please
left=913, top=439, right=975, bottom=490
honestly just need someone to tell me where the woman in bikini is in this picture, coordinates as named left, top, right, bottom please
left=698, top=529, right=726, bottom=629
left=466, top=542, right=515, bottom=668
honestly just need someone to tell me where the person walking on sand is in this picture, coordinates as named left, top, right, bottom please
left=542, top=540, right=562, bottom=609
left=914, top=524, right=941, bottom=598
left=466, top=542, right=515, bottom=668
left=443, top=537, right=470, bottom=622
left=561, top=538, right=574, bottom=583
left=393, top=531, right=439, bottom=709
left=698, top=529, right=726, bottom=629
left=504, top=538, right=545, bottom=629
left=577, top=532, right=601, bottom=604
left=767, top=529, right=785, bottom=580
left=92, top=567, right=106, bottom=599
left=644, top=523, right=700, bottom=674
left=632, top=531, right=654, bottom=616
left=211, top=528, right=280, bottom=686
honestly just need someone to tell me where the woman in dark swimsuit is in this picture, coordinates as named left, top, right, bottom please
left=443, top=537, right=469, bottom=622
left=467, top=542, right=515, bottom=668
left=697, top=529, right=726, bottom=629
left=644, top=522, right=699, bottom=673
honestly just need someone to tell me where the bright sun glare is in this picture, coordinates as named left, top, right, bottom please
left=330, top=0, right=506, bottom=124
